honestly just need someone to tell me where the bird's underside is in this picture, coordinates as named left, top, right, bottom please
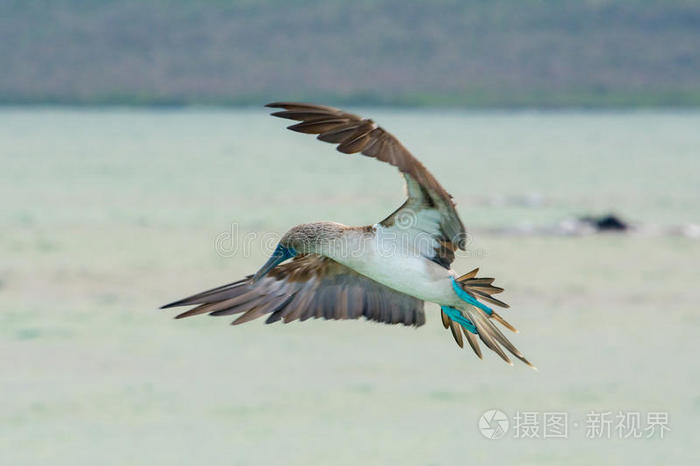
left=162, top=102, right=534, bottom=367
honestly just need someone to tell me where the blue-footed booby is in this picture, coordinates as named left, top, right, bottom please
left=162, top=102, right=534, bottom=367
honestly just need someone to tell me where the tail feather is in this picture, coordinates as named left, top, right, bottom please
left=470, top=284, right=504, bottom=294
left=441, top=309, right=451, bottom=329
left=461, top=278, right=495, bottom=286
left=464, top=330, right=482, bottom=359
left=470, top=291, right=510, bottom=309
left=456, top=268, right=479, bottom=281
left=449, top=320, right=464, bottom=348
left=444, top=269, right=535, bottom=369
left=466, top=307, right=535, bottom=369
left=459, top=274, right=510, bottom=309
left=491, top=311, right=518, bottom=333
left=466, top=308, right=512, bottom=365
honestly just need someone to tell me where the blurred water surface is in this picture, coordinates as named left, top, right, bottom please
left=1, top=108, right=698, bottom=465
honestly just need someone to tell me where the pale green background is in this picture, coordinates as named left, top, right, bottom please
left=1, top=109, right=698, bottom=465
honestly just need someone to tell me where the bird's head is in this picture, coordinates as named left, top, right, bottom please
left=252, top=222, right=344, bottom=282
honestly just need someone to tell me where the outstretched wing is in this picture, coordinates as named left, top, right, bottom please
left=267, top=102, right=467, bottom=268
left=161, top=254, right=425, bottom=327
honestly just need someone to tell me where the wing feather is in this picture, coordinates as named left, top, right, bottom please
left=266, top=102, right=467, bottom=265
left=162, top=254, right=425, bottom=328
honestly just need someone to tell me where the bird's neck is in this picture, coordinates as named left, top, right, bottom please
left=314, top=225, right=374, bottom=261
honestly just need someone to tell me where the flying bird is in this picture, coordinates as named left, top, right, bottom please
left=162, top=102, right=534, bottom=367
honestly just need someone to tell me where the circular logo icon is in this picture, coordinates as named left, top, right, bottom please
left=395, top=209, right=417, bottom=230
left=479, top=409, right=509, bottom=439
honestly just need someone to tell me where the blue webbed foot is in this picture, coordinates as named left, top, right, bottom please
left=440, top=305, right=477, bottom=334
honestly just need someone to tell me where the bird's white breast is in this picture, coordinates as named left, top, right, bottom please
left=325, top=227, right=459, bottom=305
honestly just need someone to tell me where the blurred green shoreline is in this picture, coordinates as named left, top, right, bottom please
left=3, top=90, right=700, bottom=109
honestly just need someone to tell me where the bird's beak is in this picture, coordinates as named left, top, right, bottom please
left=252, top=244, right=296, bottom=282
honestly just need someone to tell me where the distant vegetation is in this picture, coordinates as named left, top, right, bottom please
left=2, top=0, right=700, bottom=107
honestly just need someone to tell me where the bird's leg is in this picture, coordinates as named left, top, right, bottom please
left=450, top=277, right=493, bottom=316
left=440, top=305, right=477, bottom=334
